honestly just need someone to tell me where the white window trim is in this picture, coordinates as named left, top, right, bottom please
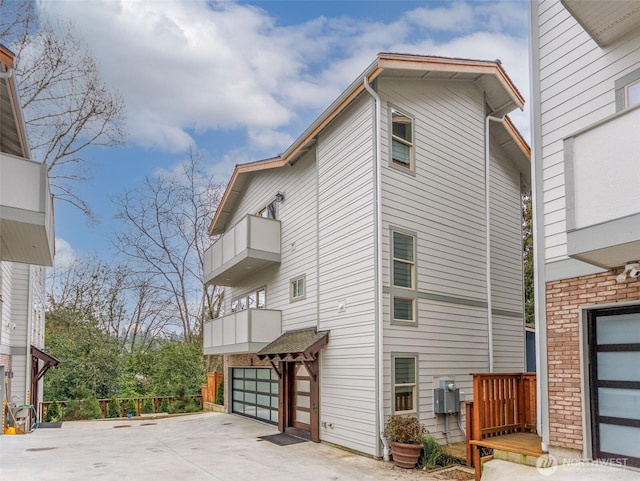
left=390, top=229, right=417, bottom=325
left=389, top=105, right=415, bottom=173
left=290, top=275, right=306, bottom=302
left=231, top=286, right=267, bottom=312
left=392, top=354, right=418, bottom=415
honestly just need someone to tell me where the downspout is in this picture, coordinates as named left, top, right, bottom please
left=485, top=115, right=504, bottom=373
left=529, top=0, right=550, bottom=452
left=363, top=76, right=389, bottom=461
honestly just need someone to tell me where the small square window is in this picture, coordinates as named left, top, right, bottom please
left=626, top=79, right=640, bottom=108
left=290, top=276, right=305, bottom=301
left=391, top=108, right=414, bottom=170
left=394, top=356, right=417, bottom=413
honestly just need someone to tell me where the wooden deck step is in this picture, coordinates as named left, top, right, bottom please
left=469, top=432, right=542, bottom=458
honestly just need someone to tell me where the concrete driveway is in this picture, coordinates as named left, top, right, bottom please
left=0, top=412, right=468, bottom=481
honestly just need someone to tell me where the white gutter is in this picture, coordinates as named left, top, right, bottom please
left=529, top=0, right=550, bottom=452
left=485, top=115, right=504, bottom=373
left=363, top=76, right=389, bottom=461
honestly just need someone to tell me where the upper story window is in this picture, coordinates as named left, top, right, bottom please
left=231, top=287, right=266, bottom=312
left=391, top=230, right=416, bottom=323
left=626, top=79, right=640, bottom=108
left=258, top=201, right=277, bottom=219
left=290, top=275, right=305, bottom=302
left=615, top=69, right=640, bottom=112
left=391, top=107, right=414, bottom=171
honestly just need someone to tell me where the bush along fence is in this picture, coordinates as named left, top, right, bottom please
left=40, top=395, right=203, bottom=422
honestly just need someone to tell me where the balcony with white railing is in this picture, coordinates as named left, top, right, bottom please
left=0, top=153, right=54, bottom=266
left=203, top=214, right=281, bottom=287
left=202, top=308, right=282, bottom=355
left=565, top=105, right=640, bottom=268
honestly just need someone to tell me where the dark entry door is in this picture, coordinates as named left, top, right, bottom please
left=290, top=363, right=311, bottom=432
left=588, top=305, right=640, bottom=467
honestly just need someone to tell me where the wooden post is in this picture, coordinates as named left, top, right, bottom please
left=466, top=401, right=473, bottom=465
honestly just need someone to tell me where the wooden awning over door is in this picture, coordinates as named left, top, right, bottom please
left=256, top=328, right=329, bottom=362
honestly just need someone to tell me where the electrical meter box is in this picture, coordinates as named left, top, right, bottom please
left=433, top=379, right=460, bottom=414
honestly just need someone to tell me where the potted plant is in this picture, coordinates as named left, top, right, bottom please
left=383, top=415, right=426, bottom=468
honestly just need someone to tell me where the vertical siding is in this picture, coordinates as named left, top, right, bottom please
left=316, top=93, right=377, bottom=456
left=537, top=0, right=640, bottom=264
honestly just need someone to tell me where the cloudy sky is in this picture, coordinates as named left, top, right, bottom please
left=37, top=0, right=531, bottom=265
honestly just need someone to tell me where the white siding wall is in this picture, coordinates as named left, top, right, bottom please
left=537, top=0, right=640, bottom=267
left=379, top=78, right=525, bottom=443
left=316, top=94, right=377, bottom=455
left=490, top=138, right=525, bottom=372
left=0, top=261, right=13, bottom=350
left=223, top=149, right=318, bottom=332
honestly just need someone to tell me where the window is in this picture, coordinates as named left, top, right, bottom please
left=391, top=231, right=416, bottom=322
left=391, top=107, right=414, bottom=170
left=614, top=68, right=640, bottom=112
left=232, top=287, right=266, bottom=312
left=393, top=356, right=417, bottom=413
left=290, top=275, right=305, bottom=301
left=626, top=79, right=640, bottom=108
left=258, top=201, right=277, bottom=219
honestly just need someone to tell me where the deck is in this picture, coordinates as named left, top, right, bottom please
left=466, top=372, right=539, bottom=481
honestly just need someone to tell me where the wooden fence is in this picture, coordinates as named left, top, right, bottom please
left=201, top=372, right=223, bottom=404
left=39, top=395, right=202, bottom=421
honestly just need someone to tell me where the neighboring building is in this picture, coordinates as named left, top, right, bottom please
left=530, top=1, right=640, bottom=468
left=202, top=53, right=530, bottom=457
left=0, top=44, right=56, bottom=432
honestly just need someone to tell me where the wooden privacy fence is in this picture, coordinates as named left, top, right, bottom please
left=39, top=395, right=202, bottom=421
left=466, top=372, right=537, bottom=473
left=202, top=372, right=223, bottom=404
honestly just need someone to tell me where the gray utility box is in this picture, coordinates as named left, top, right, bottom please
left=433, top=379, right=460, bottom=414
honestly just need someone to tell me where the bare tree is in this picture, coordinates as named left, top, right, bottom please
left=1, top=0, right=126, bottom=218
left=48, top=256, right=173, bottom=350
left=113, top=151, right=224, bottom=344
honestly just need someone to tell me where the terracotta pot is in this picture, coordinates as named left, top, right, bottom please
left=390, top=441, right=422, bottom=468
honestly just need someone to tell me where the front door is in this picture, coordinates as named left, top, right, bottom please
left=290, top=363, right=312, bottom=433
left=588, top=305, right=640, bottom=467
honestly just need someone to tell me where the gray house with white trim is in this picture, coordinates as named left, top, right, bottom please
left=202, top=52, right=529, bottom=457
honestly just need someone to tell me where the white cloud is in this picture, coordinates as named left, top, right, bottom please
left=36, top=0, right=531, bottom=159
left=53, top=237, right=77, bottom=270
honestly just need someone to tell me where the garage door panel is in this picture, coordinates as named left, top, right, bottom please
left=598, top=388, right=640, bottom=420
left=232, top=367, right=278, bottom=425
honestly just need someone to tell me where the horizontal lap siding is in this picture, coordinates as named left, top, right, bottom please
left=537, top=0, right=640, bottom=266
left=225, top=150, right=318, bottom=332
left=489, top=139, right=525, bottom=372
left=380, top=78, right=487, bottom=445
left=317, top=93, right=377, bottom=456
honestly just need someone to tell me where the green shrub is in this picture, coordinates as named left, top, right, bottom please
left=185, top=396, right=201, bottom=412
left=420, top=434, right=443, bottom=469
left=215, top=377, right=224, bottom=405
left=125, top=399, right=138, bottom=416
left=63, top=397, right=103, bottom=420
left=143, top=399, right=154, bottom=414
left=159, top=397, right=169, bottom=413
left=108, top=398, right=121, bottom=418
left=44, top=401, right=61, bottom=422
left=168, top=399, right=186, bottom=414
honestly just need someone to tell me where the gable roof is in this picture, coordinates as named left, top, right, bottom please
left=210, top=52, right=527, bottom=235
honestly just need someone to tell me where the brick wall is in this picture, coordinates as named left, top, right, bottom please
left=546, top=270, right=640, bottom=451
